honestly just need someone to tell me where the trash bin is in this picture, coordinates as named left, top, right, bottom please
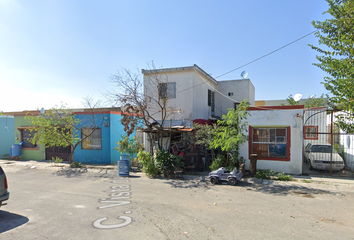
left=11, top=144, right=22, bottom=157
left=249, top=154, right=257, bottom=176
left=118, top=155, right=130, bottom=177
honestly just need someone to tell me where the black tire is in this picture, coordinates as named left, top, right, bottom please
left=228, top=178, right=237, bottom=186
left=210, top=177, right=219, bottom=185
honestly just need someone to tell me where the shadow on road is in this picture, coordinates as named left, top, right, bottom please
left=253, top=183, right=339, bottom=197
left=0, top=210, right=29, bottom=233
left=163, top=179, right=211, bottom=190
left=53, top=168, right=89, bottom=178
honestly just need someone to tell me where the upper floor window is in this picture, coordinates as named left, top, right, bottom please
left=158, top=82, right=176, bottom=99
left=228, top=92, right=234, bottom=96
left=208, top=89, right=215, bottom=113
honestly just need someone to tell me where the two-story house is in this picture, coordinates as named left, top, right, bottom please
left=142, top=64, right=255, bottom=128
left=141, top=64, right=255, bottom=170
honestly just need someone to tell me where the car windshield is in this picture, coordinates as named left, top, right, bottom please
left=311, top=145, right=337, bottom=153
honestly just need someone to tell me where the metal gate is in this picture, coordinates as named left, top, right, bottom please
left=45, top=146, right=71, bottom=161
left=303, top=108, right=354, bottom=176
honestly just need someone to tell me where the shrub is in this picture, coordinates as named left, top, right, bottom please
left=155, top=150, right=184, bottom=178
left=51, top=156, right=63, bottom=163
left=276, top=172, right=293, bottom=181
left=137, top=150, right=159, bottom=177
left=70, top=161, right=83, bottom=168
left=255, top=169, right=293, bottom=181
left=255, top=169, right=276, bottom=179
left=209, top=154, right=226, bottom=171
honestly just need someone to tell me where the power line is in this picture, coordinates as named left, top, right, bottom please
left=215, top=30, right=317, bottom=79
left=176, top=30, right=317, bottom=95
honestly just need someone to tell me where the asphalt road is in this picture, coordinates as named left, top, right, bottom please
left=1, top=161, right=354, bottom=240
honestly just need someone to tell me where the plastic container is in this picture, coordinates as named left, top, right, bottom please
left=11, top=144, right=22, bottom=157
left=118, top=155, right=130, bottom=177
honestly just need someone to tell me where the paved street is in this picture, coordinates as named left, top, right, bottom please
left=1, top=160, right=354, bottom=240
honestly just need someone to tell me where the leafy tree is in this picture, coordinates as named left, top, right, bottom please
left=193, top=122, right=219, bottom=161
left=114, top=135, right=143, bottom=160
left=309, top=0, right=354, bottom=111
left=25, top=100, right=104, bottom=163
left=304, top=94, right=327, bottom=108
left=281, top=94, right=299, bottom=106
left=210, top=100, right=250, bottom=167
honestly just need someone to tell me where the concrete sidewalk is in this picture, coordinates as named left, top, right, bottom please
left=1, top=159, right=354, bottom=186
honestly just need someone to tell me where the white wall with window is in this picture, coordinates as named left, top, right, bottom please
left=239, top=106, right=304, bottom=174
left=143, top=65, right=256, bottom=128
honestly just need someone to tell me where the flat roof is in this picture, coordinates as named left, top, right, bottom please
left=142, top=64, right=218, bottom=84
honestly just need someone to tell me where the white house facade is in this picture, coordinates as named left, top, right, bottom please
left=142, top=64, right=255, bottom=128
left=239, top=106, right=304, bottom=175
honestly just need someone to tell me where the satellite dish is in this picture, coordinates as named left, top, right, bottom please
left=40, top=108, right=45, bottom=114
left=241, top=71, right=248, bottom=79
left=294, top=93, right=303, bottom=102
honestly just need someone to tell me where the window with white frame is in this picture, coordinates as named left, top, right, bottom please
left=249, top=126, right=290, bottom=161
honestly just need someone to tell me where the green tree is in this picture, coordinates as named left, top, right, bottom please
left=309, top=0, right=354, bottom=112
left=210, top=100, right=250, bottom=167
left=25, top=101, right=104, bottom=163
left=304, top=94, right=327, bottom=108
left=114, top=135, right=143, bottom=160
left=281, top=94, right=299, bottom=106
left=193, top=122, right=219, bottom=161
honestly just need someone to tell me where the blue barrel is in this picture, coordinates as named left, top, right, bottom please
left=118, top=155, right=130, bottom=177
left=11, top=144, right=22, bottom=157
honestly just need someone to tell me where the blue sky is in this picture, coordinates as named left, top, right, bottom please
left=0, top=0, right=330, bottom=112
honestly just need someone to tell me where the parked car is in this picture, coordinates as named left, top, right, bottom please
left=304, top=143, right=345, bottom=171
left=0, top=166, right=9, bottom=208
left=209, top=167, right=243, bottom=186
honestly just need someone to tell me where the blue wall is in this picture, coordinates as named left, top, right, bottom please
left=73, top=112, right=129, bottom=165
left=110, top=113, right=127, bottom=165
left=0, top=116, right=15, bottom=158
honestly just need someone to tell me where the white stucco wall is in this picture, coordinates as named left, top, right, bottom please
left=143, top=68, right=217, bottom=127
left=239, top=108, right=304, bottom=175
left=216, top=79, right=255, bottom=116
left=143, top=65, right=255, bottom=127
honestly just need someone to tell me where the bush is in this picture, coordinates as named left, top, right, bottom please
left=51, top=156, right=63, bottom=163
left=155, top=150, right=184, bottom=178
left=255, top=169, right=293, bottom=181
left=70, top=161, right=83, bottom=168
left=255, top=169, right=276, bottom=179
left=137, top=151, right=159, bottom=177
left=276, top=172, right=293, bottom=181
left=209, top=154, right=226, bottom=171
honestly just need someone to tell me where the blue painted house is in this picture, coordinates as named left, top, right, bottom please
left=73, top=110, right=136, bottom=165
left=0, top=115, right=15, bottom=158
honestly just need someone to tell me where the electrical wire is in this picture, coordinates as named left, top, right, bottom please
left=176, top=30, right=317, bottom=96
left=215, top=30, right=317, bottom=79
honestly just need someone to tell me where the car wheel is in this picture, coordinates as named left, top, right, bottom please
left=228, top=178, right=237, bottom=186
left=210, top=177, right=219, bottom=185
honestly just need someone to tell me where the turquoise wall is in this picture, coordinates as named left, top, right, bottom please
left=0, top=116, right=15, bottom=158
left=73, top=112, right=128, bottom=165
left=110, top=113, right=127, bottom=165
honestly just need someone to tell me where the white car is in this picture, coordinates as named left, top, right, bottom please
left=304, top=143, right=345, bottom=171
